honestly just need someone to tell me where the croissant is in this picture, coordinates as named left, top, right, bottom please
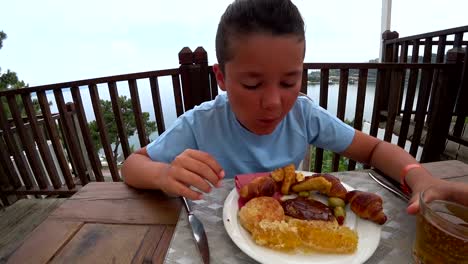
left=239, top=175, right=277, bottom=201
left=346, top=190, right=387, bottom=225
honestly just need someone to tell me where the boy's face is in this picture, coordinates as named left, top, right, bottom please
left=214, top=33, right=304, bottom=135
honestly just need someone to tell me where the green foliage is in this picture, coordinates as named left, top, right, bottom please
left=310, top=147, right=349, bottom=172
left=88, top=96, right=157, bottom=162
left=0, top=31, right=6, bottom=49
left=307, top=68, right=377, bottom=84
left=307, top=119, right=364, bottom=173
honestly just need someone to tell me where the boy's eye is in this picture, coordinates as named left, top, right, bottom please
left=280, top=82, right=296, bottom=88
left=242, top=83, right=261, bottom=90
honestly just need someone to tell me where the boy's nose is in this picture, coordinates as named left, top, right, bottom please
left=260, top=87, right=281, bottom=110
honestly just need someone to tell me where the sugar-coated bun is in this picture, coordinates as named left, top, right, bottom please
left=239, top=196, right=285, bottom=233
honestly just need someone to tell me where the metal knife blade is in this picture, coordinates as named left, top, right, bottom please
left=368, top=172, right=410, bottom=202
left=182, top=197, right=210, bottom=264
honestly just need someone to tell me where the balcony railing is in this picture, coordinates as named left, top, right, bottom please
left=0, top=27, right=467, bottom=205
left=381, top=25, right=468, bottom=147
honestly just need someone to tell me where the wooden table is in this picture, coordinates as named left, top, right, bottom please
left=2, top=160, right=468, bottom=264
left=164, top=160, right=468, bottom=264
left=5, top=182, right=182, bottom=264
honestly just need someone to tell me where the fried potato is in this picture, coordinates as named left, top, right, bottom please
left=295, top=172, right=305, bottom=182
left=291, top=176, right=332, bottom=194
left=238, top=197, right=285, bottom=233
left=271, top=167, right=285, bottom=182
left=281, top=164, right=296, bottom=194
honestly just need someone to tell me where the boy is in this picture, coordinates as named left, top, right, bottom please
left=122, top=0, right=462, bottom=214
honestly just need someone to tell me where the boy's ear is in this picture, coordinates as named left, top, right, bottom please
left=213, top=64, right=226, bottom=91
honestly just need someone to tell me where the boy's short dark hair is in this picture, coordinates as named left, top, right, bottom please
left=216, top=0, right=305, bottom=73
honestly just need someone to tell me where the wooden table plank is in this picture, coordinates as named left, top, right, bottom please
left=0, top=199, right=66, bottom=261
left=131, top=225, right=167, bottom=264
left=446, top=175, right=468, bottom=183
left=7, top=219, right=83, bottom=264
left=49, top=223, right=150, bottom=264
left=68, top=182, right=169, bottom=200
left=422, top=160, right=468, bottom=179
left=49, top=198, right=181, bottom=225
left=49, top=183, right=182, bottom=225
left=5, top=182, right=182, bottom=264
left=152, top=226, right=176, bottom=264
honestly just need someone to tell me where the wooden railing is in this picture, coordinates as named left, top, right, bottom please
left=0, top=47, right=217, bottom=204
left=0, top=30, right=466, bottom=204
left=381, top=26, right=468, bottom=150
left=301, top=60, right=459, bottom=172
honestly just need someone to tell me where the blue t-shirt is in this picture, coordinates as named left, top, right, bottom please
left=146, top=94, right=355, bottom=178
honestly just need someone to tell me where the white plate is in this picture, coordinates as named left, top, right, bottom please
left=223, top=176, right=381, bottom=264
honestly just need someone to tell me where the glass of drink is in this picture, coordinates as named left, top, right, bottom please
left=412, top=185, right=468, bottom=263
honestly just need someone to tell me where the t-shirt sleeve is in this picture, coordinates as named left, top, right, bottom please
left=146, top=117, right=197, bottom=163
left=304, top=99, right=355, bottom=153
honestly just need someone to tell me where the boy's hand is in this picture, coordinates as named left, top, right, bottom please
left=159, top=149, right=225, bottom=200
left=405, top=171, right=442, bottom=214
left=406, top=179, right=468, bottom=215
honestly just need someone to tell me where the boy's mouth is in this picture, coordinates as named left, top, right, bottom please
left=258, top=117, right=279, bottom=125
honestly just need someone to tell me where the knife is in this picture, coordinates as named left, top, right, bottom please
left=182, top=197, right=210, bottom=264
left=368, top=172, right=410, bottom=202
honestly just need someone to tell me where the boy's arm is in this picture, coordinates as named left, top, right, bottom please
left=340, top=130, right=443, bottom=213
left=121, top=147, right=224, bottom=200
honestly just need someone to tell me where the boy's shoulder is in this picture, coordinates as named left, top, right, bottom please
left=294, top=94, right=318, bottom=110
left=181, top=94, right=229, bottom=122
left=192, top=93, right=228, bottom=112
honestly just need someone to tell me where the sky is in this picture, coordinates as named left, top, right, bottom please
left=1, top=0, right=467, bottom=87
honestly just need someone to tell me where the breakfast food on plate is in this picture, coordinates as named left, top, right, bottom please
left=239, top=196, right=358, bottom=253
left=287, top=218, right=358, bottom=254
left=315, top=174, right=348, bottom=199
left=346, top=190, right=387, bottom=225
left=327, top=197, right=347, bottom=225
left=282, top=197, right=335, bottom=222
left=291, top=176, right=332, bottom=194
left=290, top=174, right=348, bottom=200
left=239, top=196, right=285, bottom=233
left=251, top=218, right=358, bottom=253
left=280, top=164, right=297, bottom=195
left=271, top=167, right=285, bottom=182
left=239, top=175, right=277, bottom=202
left=236, top=164, right=387, bottom=254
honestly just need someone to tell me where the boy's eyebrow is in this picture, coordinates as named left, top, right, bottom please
left=284, top=70, right=302, bottom=76
left=238, top=72, right=262, bottom=78
left=237, top=70, right=302, bottom=77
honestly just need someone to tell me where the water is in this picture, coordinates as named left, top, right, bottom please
left=306, top=82, right=376, bottom=123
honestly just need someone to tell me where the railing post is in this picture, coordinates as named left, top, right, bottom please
left=421, top=48, right=464, bottom=162
left=381, top=30, right=399, bottom=63
left=452, top=47, right=468, bottom=137
left=59, top=101, right=89, bottom=185
left=66, top=102, right=95, bottom=181
left=377, top=30, right=399, bottom=126
left=179, top=47, right=195, bottom=111
left=179, top=47, right=212, bottom=112
left=194, top=47, right=212, bottom=101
